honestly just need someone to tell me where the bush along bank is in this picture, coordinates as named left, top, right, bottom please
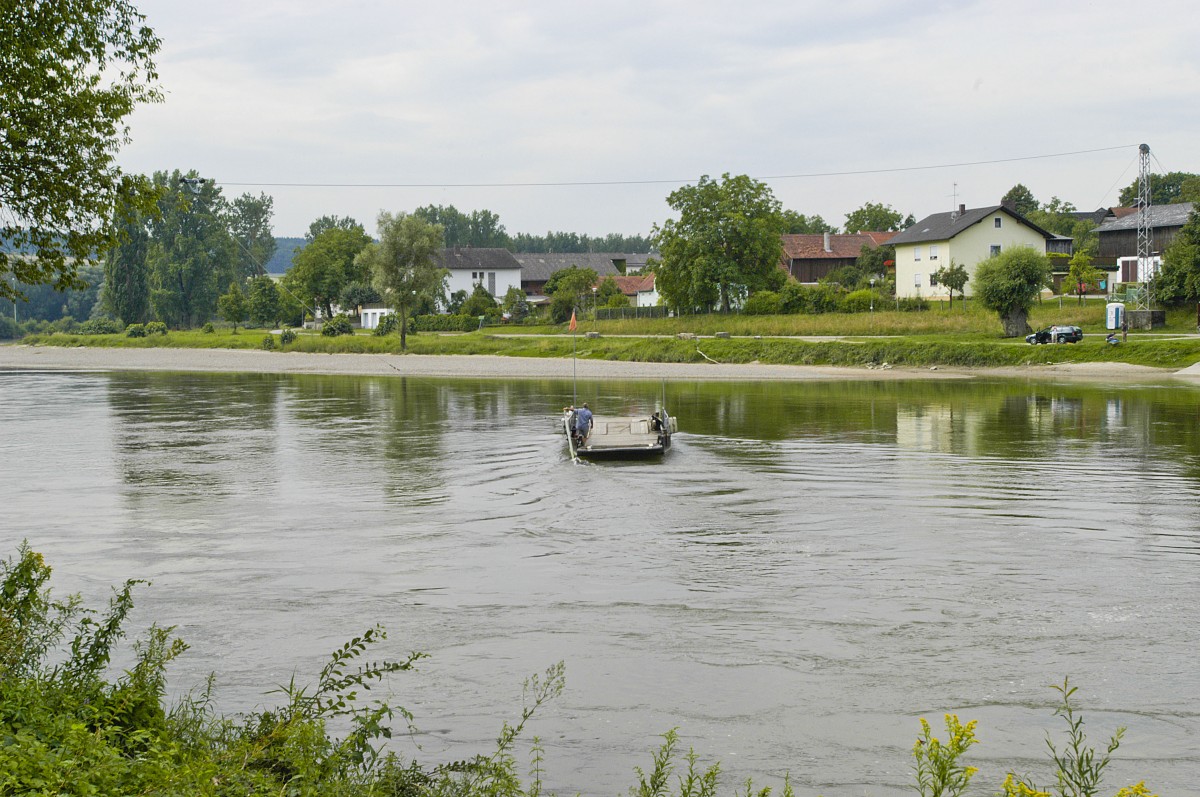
left=0, top=544, right=1159, bottom=797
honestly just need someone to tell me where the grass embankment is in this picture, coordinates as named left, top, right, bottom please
left=19, top=301, right=1200, bottom=370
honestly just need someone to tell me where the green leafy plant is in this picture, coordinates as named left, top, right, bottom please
left=912, top=714, right=978, bottom=797
left=77, top=317, right=123, bottom=334
left=145, top=320, right=168, bottom=336
left=125, top=323, right=145, bottom=338
left=321, top=314, right=354, bottom=337
left=201, top=321, right=215, bottom=334
left=374, top=311, right=402, bottom=336
left=280, top=327, right=297, bottom=345
left=1002, top=678, right=1130, bottom=797
left=261, top=334, right=276, bottom=350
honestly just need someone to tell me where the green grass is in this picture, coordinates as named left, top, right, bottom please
left=19, top=304, right=1200, bottom=371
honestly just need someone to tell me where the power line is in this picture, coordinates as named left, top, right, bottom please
left=213, top=145, right=1136, bottom=190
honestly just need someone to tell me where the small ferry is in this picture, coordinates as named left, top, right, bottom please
left=563, top=405, right=677, bottom=460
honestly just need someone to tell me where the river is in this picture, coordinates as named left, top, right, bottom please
left=2, top=369, right=1198, bottom=795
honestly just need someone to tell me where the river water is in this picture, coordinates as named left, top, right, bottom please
left=3, top=369, right=1198, bottom=795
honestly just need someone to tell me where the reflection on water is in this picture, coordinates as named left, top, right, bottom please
left=3, top=370, right=1199, bottom=795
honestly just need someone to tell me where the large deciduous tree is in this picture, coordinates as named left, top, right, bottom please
left=247, top=275, right=281, bottom=327
left=1156, top=207, right=1200, bottom=306
left=413, top=205, right=510, bottom=249
left=146, top=171, right=236, bottom=328
left=782, top=210, right=836, bottom=234
left=358, top=212, right=445, bottom=351
left=843, top=202, right=914, bottom=234
left=1001, top=184, right=1039, bottom=216
left=1, top=0, right=162, bottom=301
left=305, top=215, right=362, bottom=243
left=653, top=173, right=785, bottom=312
left=229, top=193, right=276, bottom=278
left=102, top=203, right=151, bottom=325
left=1118, top=171, right=1200, bottom=207
left=286, top=222, right=372, bottom=320
left=973, top=247, right=1052, bottom=337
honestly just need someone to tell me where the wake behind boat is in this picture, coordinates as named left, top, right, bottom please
left=563, top=405, right=677, bottom=459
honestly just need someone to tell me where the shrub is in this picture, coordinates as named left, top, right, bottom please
left=840, top=289, right=877, bottom=313
left=145, top=321, right=168, bottom=336
left=202, top=322, right=215, bottom=334
left=280, top=328, right=297, bottom=345
left=0, top=316, right=18, bottom=339
left=125, top=323, right=146, bottom=338
left=373, top=312, right=401, bottom=336
left=897, top=296, right=931, bottom=312
left=48, top=315, right=78, bottom=333
left=413, top=314, right=478, bottom=332
left=742, top=290, right=782, bottom=315
left=77, top=318, right=122, bottom=335
left=321, top=314, right=354, bottom=337
left=261, top=334, right=276, bottom=350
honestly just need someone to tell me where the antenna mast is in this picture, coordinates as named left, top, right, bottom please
left=1135, top=143, right=1154, bottom=310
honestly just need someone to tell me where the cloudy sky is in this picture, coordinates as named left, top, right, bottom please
left=118, top=0, right=1200, bottom=238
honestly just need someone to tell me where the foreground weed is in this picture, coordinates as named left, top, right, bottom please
left=1000, top=678, right=1149, bottom=797
left=912, top=713, right=978, bottom=797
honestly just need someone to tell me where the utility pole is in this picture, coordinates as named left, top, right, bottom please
left=1135, top=144, right=1154, bottom=311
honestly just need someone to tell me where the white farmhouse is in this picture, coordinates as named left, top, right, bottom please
left=890, top=204, right=1059, bottom=299
left=439, top=247, right=523, bottom=305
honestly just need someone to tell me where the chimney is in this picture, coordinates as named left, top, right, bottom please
left=1001, top=199, right=1017, bottom=212
left=823, top=231, right=831, bottom=253
left=959, top=204, right=966, bottom=215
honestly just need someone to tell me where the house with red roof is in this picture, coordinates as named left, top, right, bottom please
left=605, top=274, right=659, bottom=307
left=780, top=231, right=897, bottom=283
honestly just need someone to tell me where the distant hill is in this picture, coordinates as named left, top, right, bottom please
left=266, top=237, right=306, bottom=273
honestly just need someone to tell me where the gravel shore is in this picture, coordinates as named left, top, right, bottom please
left=3, top=343, right=1196, bottom=382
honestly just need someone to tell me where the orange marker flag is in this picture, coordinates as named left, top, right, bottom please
left=569, top=309, right=577, bottom=332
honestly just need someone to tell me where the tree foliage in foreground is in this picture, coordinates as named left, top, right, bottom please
left=654, top=173, right=786, bottom=312
left=0, top=0, right=163, bottom=301
left=973, top=246, right=1052, bottom=337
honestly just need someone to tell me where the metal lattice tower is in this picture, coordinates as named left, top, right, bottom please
left=1135, top=143, right=1154, bottom=310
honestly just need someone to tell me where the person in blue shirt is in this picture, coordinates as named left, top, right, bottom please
left=573, top=403, right=593, bottom=445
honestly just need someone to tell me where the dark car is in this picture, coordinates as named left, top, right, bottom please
left=1026, top=325, right=1083, bottom=345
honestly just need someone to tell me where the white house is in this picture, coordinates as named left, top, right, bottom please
left=439, top=248, right=523, bottom=305
left=357, top=248, right=523, bottom=328
left=889, top=204, right=1059, bottom=299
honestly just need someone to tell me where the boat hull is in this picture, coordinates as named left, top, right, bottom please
left=563, top=410, right=674, bottom=460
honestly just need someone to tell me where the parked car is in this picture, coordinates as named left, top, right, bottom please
left=1026, top=325, right=1083, bottom=345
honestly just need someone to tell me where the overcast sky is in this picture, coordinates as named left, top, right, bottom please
left=118, top=0, right=1200, bottom=239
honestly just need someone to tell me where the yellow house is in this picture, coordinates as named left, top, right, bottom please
left=890, top=204, right=1057, bottom=299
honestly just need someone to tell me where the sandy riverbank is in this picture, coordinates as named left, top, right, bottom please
left=3, top=343, right=1198, bottom=383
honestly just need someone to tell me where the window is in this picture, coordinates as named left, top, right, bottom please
left=914, top=273, right=922, bottom=287
left=930, top=273, right=939, bottom=286
left=914, top=247, right=921, bottom=261
left=990, top=245, right=1001, bottom=257
left=994, top=217, right=1002, bottom=228
left=929, top=245, right=938, bottom=261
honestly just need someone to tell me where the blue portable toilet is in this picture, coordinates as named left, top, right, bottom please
left=1106, top=302, right=1125, bottom=330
